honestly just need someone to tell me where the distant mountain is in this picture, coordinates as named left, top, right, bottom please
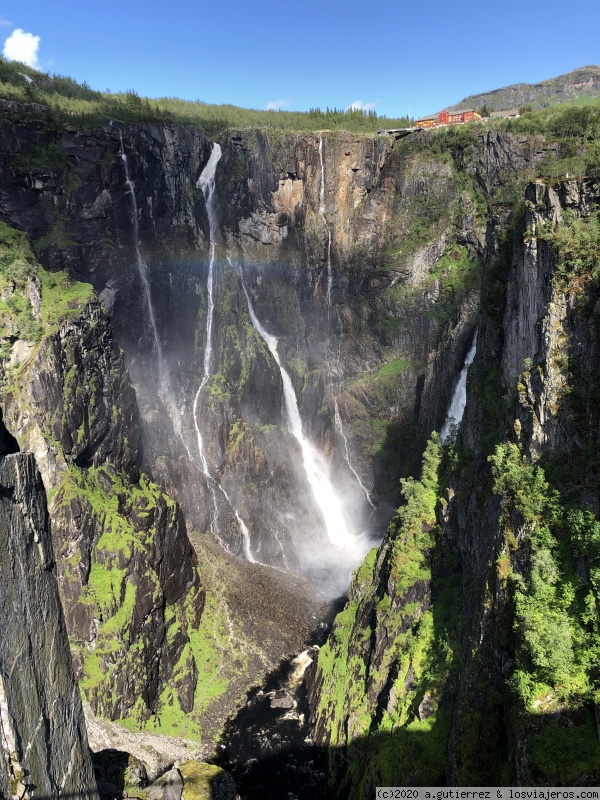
left=448, top=65, right=600, bottom=112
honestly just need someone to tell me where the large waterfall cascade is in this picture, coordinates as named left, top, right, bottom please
left=192, top=144, right=255, bottom=563
left=440, top=331, right=478, bottom=442
left=240, top=275, right=366, bottom=565
left=318, top=137, right=374, bottom=509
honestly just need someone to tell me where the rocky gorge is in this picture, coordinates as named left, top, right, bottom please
left=0, top=91, right=598, bottom=797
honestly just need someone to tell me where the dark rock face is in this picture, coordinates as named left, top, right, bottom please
left=4, top=298, right=139, bottom=483
left=0, top=447, right=98, bottom=798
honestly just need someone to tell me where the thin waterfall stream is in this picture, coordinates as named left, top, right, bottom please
left=318, top=136, right=374, bottom=508
left=119, top=132, right=165, bottom=386
left=440, top=331, right=478, bottom=441
left=193, top=144, right=255, bottom=563
left=119, top=131, right=188, bottom=445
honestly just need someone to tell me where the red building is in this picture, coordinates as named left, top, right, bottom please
left=415, top=109, right=481, bottom=129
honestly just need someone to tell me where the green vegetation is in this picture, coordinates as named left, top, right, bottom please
left=0, top=221, right=92, bottom=364
left=55, top=454, right=254, bottom=743
left=0, top=56, right=409, bottom=134
left=179, top=760, right=231, bottom=800
left=503, top=104, right=600, bottom=180
left=316, top=435, right=463, bottom=792
left=488, top=437, right=600, bottom=779
left=340, top=357, right=412, bottom=489
left=38, top=265, right=93, bottom=329
left=0, top=220, right=43, bottom=344
left=375, top=136, right=483, bottom=330
left=379, top=194, right=451, bottom=272
left=53, top=466, right=218, bottom=740
left=539, top=207, right=600, bottom=288
left=428, top=244, right=482, bottom=320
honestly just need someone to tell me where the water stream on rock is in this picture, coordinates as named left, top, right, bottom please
left=119, top=131, right=192, bottom=453
left=240, top=276, right=364, bottom=564
left=193, top=144, right=255, bottom=562
left=440, top=331, right=478, bottom=441
left=119, top=132, right=165, bottom=387
left=318, top=136, right=374, bottom=509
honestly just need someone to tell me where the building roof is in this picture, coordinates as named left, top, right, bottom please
left=489, top=109, right=520, bottom=118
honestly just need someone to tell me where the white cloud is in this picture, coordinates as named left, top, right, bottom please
left=3, top=28, right=40, bottom=68
left=266, top=99, right=289, bottom=111
left=348, top=100, right=378, bottom=112
left=0, top=18, right=12, bottom=27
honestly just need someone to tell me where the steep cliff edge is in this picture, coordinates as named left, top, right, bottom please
left=0, top=432, right=98, bottom=798
left=308, top=177, right=600, bottom=793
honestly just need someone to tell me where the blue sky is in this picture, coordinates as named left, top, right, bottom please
left=1, top=0, right=598, bottom=118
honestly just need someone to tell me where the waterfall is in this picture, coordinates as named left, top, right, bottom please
left=192, top=144, right=255, bottom=563
left=119, top=132, right=165, bottom=385
left=440, top=332, right=478, bottom=442
left=333, top=398, right=375, bottom=509
left=318, top=136, right=373, bottom=508
left=241, top=276, right=360, bottom=553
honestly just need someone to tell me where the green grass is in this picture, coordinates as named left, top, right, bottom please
left=0, top=220, right=92, bottom=358
left=376, top=358, right=410, bottom=379
left=38, top=265, right=93, bottom=330
left=0, top=55, right=410, bottom=134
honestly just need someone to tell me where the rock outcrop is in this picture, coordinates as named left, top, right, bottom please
left=448, top=65, right=600, bottom=113
left=0, top=438, right=98, bottom=798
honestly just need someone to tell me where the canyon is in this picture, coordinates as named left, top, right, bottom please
left=0, top=92, right=598, bottom=797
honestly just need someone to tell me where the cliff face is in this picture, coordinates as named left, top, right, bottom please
left=0, top=288, right=206, bottom=727
left=0, top=111, right=558, bottom=571
left=309, top=177, right=600, bottom=792
left=0, top=440, right=98, bottom=798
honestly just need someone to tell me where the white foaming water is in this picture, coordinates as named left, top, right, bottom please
left=192, top=144, right=255, bottom=563
left=286, top=649, right=315, bottom=691
left=241, top=277, right=363, bottom=559
left=440, top=332, right=478, bottom=442
left=119, top=132, right=165, bottom=384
